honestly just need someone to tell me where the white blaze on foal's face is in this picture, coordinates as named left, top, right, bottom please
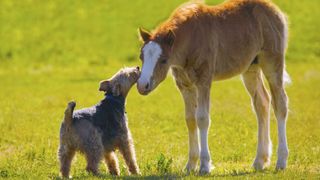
left=137, top=41, right=162, bottom=94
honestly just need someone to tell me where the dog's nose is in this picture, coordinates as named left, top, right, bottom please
left=136, top=66, right=140, bottom=71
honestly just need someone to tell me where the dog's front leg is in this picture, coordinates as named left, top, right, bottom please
left=119, top=136, right=140, bottom=175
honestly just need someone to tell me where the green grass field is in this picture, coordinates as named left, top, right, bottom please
left=0, top=0, right=319, bottom=179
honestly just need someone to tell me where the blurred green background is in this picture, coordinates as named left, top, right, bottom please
left=0, top=0, right=319, bottom=178
left=1, top=0, right=318, bottom=66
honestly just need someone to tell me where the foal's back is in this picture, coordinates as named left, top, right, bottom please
left=169, top=0, right=287, bottom=80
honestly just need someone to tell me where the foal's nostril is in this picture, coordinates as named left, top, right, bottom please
left=145, top=83, right=149, bottom=90
left=136, top=66, right=140, bottom=71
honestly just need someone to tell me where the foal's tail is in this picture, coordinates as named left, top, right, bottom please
left=63, top=101, right=76, bottom=127
left=283, top=70, right=291, bottom=86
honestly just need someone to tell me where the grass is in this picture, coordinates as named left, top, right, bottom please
left=0, top=0, right=319, bottom=179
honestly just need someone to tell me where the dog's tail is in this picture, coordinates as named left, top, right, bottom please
left=64, top=101, right=76, bottom=127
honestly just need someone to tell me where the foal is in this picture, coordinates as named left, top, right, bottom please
left=137, top=0, right=290, bottom=174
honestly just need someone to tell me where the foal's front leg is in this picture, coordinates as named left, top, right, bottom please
left=196, top=85, right=212, bottom=174
left=179, top=86, right=199, bottom=173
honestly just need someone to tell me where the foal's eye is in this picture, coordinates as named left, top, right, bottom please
left=160, top=59, right=167, bottom=64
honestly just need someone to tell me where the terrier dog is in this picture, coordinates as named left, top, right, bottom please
left=58, top=67, right=140, bottom=178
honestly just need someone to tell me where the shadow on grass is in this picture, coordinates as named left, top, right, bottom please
left=52, top=174, right=183, bottom=180
left=51, top=170, right=271, bottom=179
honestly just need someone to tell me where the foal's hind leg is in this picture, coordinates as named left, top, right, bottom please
left=260, top=52, right=289, bottom=170
left=242, top=65, right=272, bottom=170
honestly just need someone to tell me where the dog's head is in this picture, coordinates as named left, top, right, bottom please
left=99, top=67, right=140, bottom=97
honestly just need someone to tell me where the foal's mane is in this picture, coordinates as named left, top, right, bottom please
left=152, top=0, right=279, bottom=38
left=152, top=1, right=203, bottom=37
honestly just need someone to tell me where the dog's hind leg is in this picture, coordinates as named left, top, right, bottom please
left=84, top=148, right=103, bottom=175
left=104, top=151, right=120, bottom=176
left=58, top=145, right=75, bottom=178
left=83, top=136, right=104, bottom=175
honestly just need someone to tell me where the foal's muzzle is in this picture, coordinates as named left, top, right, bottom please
left=137, top=79, right=153, bottom=95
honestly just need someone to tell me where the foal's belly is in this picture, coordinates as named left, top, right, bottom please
left=212, top=55, right=255, bottom=81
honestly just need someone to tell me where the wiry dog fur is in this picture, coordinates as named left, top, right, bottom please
left=58, top=67, right=140, bottom=178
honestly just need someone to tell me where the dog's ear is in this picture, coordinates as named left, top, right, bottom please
left=100, top=80, right=121, bottom=96
left=111, top=82, right=121, bottom=96
left=139, top=27, right=151, bottom=42
left=99, top=80, right=111, bottom=92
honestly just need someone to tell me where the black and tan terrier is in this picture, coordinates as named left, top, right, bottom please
left=58, top=67, right=140, bottom=178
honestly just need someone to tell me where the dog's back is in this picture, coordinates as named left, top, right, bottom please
left=59, top=101, right=103, bottom=149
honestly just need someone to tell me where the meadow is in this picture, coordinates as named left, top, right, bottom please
left=0, top=0, right=319, bottom=179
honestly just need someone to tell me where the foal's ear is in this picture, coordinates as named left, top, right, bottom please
left=99, top=80, right=111, bottom=92
left=139, top=27, right=151, bottom=42
left=163, top=30, right=175, bottom=47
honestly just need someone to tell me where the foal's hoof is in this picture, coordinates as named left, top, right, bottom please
left=276, top=160, right=287, bottom=170
left=185, top=162, right=197, bottom=174
left=199, top=163, right=213, bottom=175
left=276, top=149, right=288, bottom=170
left=252, top=157, right=270, bottom=170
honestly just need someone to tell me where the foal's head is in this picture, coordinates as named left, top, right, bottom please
left=137, top=28, right=175, bottom=95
